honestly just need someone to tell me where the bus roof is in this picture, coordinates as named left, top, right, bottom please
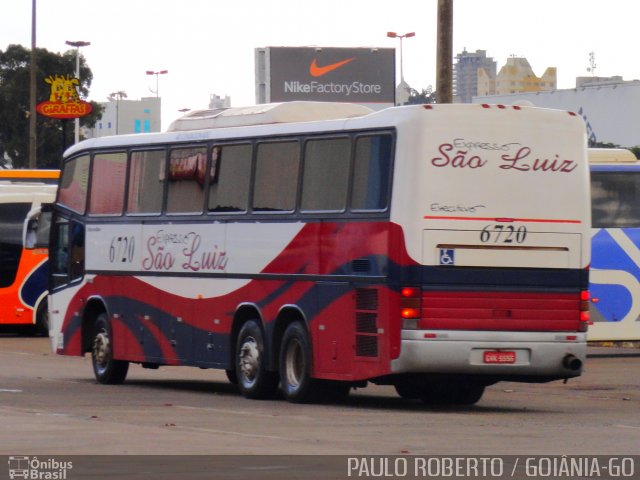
left=167, top=102, right=374, bottom=131
left=588, top=148, right=637, bottom=164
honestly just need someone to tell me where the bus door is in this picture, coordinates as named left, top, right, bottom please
left=48, top=213, right=86, bottom=352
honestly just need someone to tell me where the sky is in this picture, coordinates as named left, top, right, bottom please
left=1, top=0, right=638, bottom=130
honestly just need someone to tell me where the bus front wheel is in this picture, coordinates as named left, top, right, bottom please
left=91, top=313, right=129, bottom=385
left=235, top=320, right=278, bottom=399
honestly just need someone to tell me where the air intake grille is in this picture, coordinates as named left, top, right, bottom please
left=355, top=288, right=379, bottom=357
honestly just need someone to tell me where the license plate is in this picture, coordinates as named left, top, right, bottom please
left=483, top=350, right=516, bottom=364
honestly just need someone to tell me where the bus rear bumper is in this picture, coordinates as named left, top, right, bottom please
left=390, top=330, right=587, bottom=380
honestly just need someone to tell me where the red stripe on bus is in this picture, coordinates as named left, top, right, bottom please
left=424, top=216, right=582, bottom=224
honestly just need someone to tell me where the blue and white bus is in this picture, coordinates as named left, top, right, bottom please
left=589, top=148, right=640, bottom=342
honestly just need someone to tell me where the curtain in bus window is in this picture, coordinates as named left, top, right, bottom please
left=208, top=144, right=252, bottom=212
left=89, top=152, right=127, bottom=215
left=253, top=141, right=300, bottom=212
left=0, top=203, right=31, bottom=287
left=58, top=155, right=90, bottom=214
left=351, top=134, right=392, bottom=211
left=166, top=147, right=207, bottom=214
left=127, top=150, right=165, bottom=214
left=301, top=138, right=350, bottom=212
left=591, top=172, right=640, bottom=228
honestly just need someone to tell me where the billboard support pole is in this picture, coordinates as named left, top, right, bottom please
left=436, top=0, right=453, bottom=104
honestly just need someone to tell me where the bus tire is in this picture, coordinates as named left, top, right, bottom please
left=91, top=313, right=129, bottom=385
left=420, top=381, right=485, bottom=406
left=279, top=322, right=322, bottom=403
left=35, top=300, right=49, bottom=337
left=235, top=320, right=278, bottom=399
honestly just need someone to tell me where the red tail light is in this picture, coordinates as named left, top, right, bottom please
left=401, top=286, right=421, bottom=328
left=579, top=290, right=590, bottom=331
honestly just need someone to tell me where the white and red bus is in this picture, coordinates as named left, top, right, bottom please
left=48, top=102, right=590, bottom=405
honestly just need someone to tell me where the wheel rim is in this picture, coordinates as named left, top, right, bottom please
left=238, top=336, right=260, bottom=387
left=93, top=329, right=110, bottom=375
left=284, top=338, right=304, bottom=389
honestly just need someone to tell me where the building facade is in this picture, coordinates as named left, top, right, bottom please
left=86, top=96, right=161, bottom=138
left=492, top=57, right=556, bottom=95
left=473, top=80, right=640, bottom=147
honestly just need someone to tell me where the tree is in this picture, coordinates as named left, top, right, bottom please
left=0, top=44, right=103, bottom=168
left=589, top=140, right=640, bottom=160
left=404, top=86, right=437, bottom=105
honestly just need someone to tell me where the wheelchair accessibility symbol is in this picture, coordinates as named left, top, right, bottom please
left=439, top=249, right=455, bottom=266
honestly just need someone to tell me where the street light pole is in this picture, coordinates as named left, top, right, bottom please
left=65, top=40, right=90, bottom=143
left=29, top=0, right=37, bottom=168
left=146, top=69, right=168, bottom=97
left=387, top=31, right=415, bottom=83
left=109, top=91, right=127, bottom=135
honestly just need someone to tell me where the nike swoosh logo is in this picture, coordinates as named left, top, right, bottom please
left=309, top=57, right=355, bottom=77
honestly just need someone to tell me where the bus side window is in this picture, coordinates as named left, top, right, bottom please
left=351, top=134, right=393, bottom=211
left=166, top=147, right=207, bottom=214
left=127, top=150, right=165, bottom=215
left=208, top=144, right=252, bottom=213
left=253, top=141, right=300, bottom=212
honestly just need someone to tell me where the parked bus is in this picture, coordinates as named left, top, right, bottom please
left=48, top=102, right=590, bottom=405
left=589, top=148, right=640, bottom=342
left=0, top=175, right=57, bottom=334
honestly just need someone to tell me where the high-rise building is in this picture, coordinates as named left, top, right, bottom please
left=453, top=49, right=496, bottom=103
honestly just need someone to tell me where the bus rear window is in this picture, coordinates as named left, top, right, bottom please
left=58, top=155, right=90, bottom=214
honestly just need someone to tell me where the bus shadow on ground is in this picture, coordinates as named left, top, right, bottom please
left=76, top=376, right=538, bottom=414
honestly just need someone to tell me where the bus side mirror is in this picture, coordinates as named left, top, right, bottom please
left=24, top=217, right=40, bottom=250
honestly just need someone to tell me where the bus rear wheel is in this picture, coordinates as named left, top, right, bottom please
left=280, top=322, right=346, bottom=403
left=91, top=313, right=129, bottom=385
left=235, top=320, right=278, bottom=399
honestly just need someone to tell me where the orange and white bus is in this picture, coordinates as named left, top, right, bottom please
left=0, top=170, right=58, bottom=334
left=48, top=102, right=590, bottom=405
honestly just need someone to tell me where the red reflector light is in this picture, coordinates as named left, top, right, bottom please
left=566, top=335, right=577, bottom=341
left=424, top=333, right=437, bottom=339
left=580, top=290, right=590, bottom=301
left=580, top=310, right=590, bottom=322
left=401, top=287, right=420, bottom=298
left=401, top=308, right=420, bottom=319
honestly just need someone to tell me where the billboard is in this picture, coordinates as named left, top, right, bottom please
left=36, top=74, right=92, bottom=119
left=256, top=47, right=395, bottom=107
